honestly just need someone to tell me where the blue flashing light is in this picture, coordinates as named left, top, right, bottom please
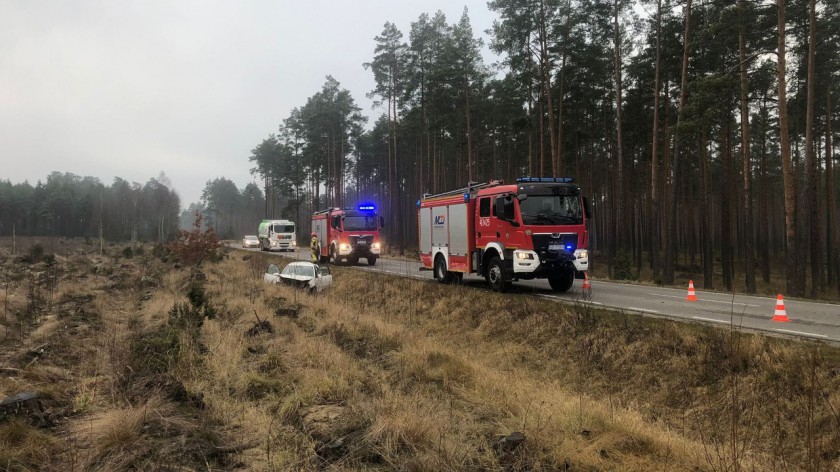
left=516, top=177, right=576, bottom=183
left=358, top=204, right=376, bottom=212
left=566, top=245, right=574, bottom=251
left=463, top=193, right=470, bottom=202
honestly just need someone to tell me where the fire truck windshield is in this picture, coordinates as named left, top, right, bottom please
left=343, top=216, right=379, bottom=231
left=519, top=195, right=582, bottom=225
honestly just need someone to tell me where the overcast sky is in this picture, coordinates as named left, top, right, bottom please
left=1, top=0, right=499, bottom=208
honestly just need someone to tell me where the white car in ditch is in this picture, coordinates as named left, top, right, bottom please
left=264, top=262, right=332, bottom=292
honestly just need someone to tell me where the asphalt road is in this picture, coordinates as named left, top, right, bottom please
left=240, top=245, right=840, bottom=343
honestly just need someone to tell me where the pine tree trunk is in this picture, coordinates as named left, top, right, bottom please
left=614, top=0, right=627, bottom=253
left=664, top=0, right=692, bottom=286
left=826, top=91, right=838, bottom=293
left=721, top=124, right=734, bottom=292
left=759, top=98, right=771, bottom=283
left=538, top=0, right=558, bottom=179
left=701, top=133, right=714, bottom=289
left=804, top=0, right=820, bottom=297
left=777, top=0, right=799, bottom=297
left=738, top=0, right=756, bottom=293
left=650, top=0, right=662, bottom=280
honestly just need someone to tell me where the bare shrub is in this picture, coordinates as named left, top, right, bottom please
left=166, top=212, right=221, bottom=267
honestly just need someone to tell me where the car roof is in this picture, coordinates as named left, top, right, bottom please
left=286, top=261, right=314, bottom=267
left=244, top=235, right=258, bottom=238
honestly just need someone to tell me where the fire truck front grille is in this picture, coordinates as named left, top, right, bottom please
left=531, top=234, right=577, bottom=261
left=349, top=235, right=373, bottom=247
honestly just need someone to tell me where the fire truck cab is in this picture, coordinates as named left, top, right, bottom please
left=418, top=177, right=590, bottom=292
left=311, top=204, right=384, bottom=266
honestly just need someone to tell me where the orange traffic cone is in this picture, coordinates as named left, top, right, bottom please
left=686, top=280, right=698, bottom=302
left=582, top=272, right=591, bottom=290
left=772, top=294, right=790, bottom=322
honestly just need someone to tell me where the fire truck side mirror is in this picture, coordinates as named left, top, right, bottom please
left=379, top=216, right=385, bottom=228
left=583, top=196, right=592, bottom=218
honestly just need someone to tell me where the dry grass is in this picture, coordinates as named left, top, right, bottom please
left=1, top=239, right=839, bottom=471
left=182, top=250, right=840, bottom=470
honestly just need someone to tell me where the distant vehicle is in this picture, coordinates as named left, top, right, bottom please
left=241, top=235, right=260, bottom=248
left=258, top=219, right=296, bottom=252
left=264, top=262, right=332, bottom=292
left=312, top=204, right=383, bottom=265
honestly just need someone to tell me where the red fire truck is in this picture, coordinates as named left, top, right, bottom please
left=418, top=178, right=590, bottom=292
left=311, top=204, right=384, bottom=265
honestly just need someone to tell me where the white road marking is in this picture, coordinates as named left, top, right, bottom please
left=536, top=294, right=603, bottom=305
left=628, top=307, right=660, bottom=314
left=649, top=293, right=759, bottom=307
left=774, top=329, right=828, bottom=339
left=692, top=316, right=730, bottom=324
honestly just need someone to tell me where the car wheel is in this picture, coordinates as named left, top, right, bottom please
left=548, top=270, right=575, bottom=293
left=485, top=256, right=510, bottom=292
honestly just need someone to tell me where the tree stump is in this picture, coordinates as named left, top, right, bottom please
left=0, top=391, right=46, bottom=425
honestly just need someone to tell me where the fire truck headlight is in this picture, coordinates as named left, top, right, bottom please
left=515, top=252, right=534, bottom=260
left=372, top=242, right=381, bottom=250
left=339, top=243, right=351, bottom=251
left=574, top=249, right=588, bottom=259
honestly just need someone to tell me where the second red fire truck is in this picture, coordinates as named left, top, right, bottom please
left=418, top=177, right=590, bottom=292
left=312, top=205, right=384, bottom=265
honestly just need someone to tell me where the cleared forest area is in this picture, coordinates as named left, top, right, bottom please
left=1, top=238, right=839, bottom=471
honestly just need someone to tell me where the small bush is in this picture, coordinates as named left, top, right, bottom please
left=169, top=282, right=216, bottom=334
left=132, top=328, right=180, bottom=375
left=611, top=250, right=636, bottom=281
left=26, top=244, right=45, bottom=264
left=122, top=247, right=134, bottom=258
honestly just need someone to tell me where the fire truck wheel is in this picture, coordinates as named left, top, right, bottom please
left=548, top=270, right=575, bottom=292
left=329, top=244, right=337, bottom=263
left=486, top=257, right=510, bottom=292
left=434, top=255, right=454, bottom=284
left=367, top=256, right=377, bottom=266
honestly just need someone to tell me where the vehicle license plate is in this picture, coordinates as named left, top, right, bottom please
left=548, top=243, right=561, bottom=251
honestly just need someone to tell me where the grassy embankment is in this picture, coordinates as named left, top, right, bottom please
left=1, top=239, right=839, bottom=470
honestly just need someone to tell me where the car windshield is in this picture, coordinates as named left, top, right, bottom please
left=282, top=264, right=314, bottom=278
left=272, top=224, right=294, bottom=233
left=245, top=236, right=258, bottom=241
left=343, top=216, right=378, bottom=231
left=519, top=195, right=583, bottom=225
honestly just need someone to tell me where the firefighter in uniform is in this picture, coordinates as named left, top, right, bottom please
left=310, top=232, right=320, bottom=262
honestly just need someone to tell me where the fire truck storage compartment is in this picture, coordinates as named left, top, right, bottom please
left=448, top=204, right=468, bottom=256
left=424, top=203, right=468, bottom=257
left=419, top=207, right=432, bottom=254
